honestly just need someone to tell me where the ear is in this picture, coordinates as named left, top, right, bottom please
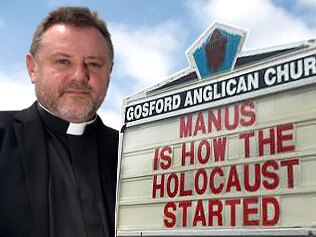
left=26, top=53, right=37, bottom=84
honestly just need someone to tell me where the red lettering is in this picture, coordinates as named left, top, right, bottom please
left=152, top=174, right=165, bottom=198
left=160, top=146, right=172, bottom=170
left=281, top=158, right=300, bottom=188
left=198, top=140, right=211, bottom=164
left=180, top=172, right=193, bottom=196
left=195, top=169, right=208, bottom=195
left=226, top=165, right=241, bottom=193
left=208, top=199, right=223, bottom=226
left=193, top=112, right=206, bottom=136
left=180, top=115, right=192, bottom=138
left=153, top=148, right=159, bottom=170
left=213, top=136, right=227, bottom=162
left=262, top=196, right=280, bottom=226
left=181, top=141, right=195, bottom=166
left=163, top=196, right=280, bottom=228
left=243, top=197, right=259, bottom=226
left=210, top=167, right=224, bottom=194
left=277, top=123, right=295, bottom=153
left=244, top=163, right=261, bottom=192
left=153, top=146, right=172, bottom=170
left=179, top=201, right=192, bottom=227
left=240, top=100, right=256, bottom=126
left=193, top=200, right=206, bottom=226
left=225, top=104, right=239, bottom=130
left=226, top=199, right=241, bottom=226
left=239, top=131, right=255, bottom=158
left=208, top=107, right=222, bottom=133
left=262, top=160, right=279, bottom=190
left=179, top=102, right=257, bottom=138
left=164, top=202, right=176, bottom=228
left=258, top=128, right=275, bottom=156
left=166, top=173, right=179, bottom=198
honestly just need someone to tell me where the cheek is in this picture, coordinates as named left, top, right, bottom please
left=42, top=71, right=67, bottom=88
left=91, top=75, right=110, bottom=93
left=36, top=67, right=59, bottom=84
left=96, top=82, right=109, bottom=98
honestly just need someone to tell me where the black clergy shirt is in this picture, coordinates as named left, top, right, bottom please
left=38, top=104, right=108, bottom=237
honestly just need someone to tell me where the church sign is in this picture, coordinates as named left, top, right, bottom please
left=125, top=53, right=316, bottom=125
left=116, top=23, right=316, bottom=237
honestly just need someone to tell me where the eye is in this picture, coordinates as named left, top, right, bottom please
left=86, top=62, right=101, bottom=68
left=57, top=59, right=69, bottom=65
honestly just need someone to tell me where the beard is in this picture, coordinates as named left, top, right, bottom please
left=34, top=73, right=106, bottom=122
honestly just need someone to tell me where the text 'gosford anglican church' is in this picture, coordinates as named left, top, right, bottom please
left=125, top=55, right=316, bottom=124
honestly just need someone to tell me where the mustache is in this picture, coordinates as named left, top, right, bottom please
left=60, top=82, right=93, bottom=94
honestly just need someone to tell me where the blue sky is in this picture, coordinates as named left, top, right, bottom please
left=1, top=0, right=316, bottom=130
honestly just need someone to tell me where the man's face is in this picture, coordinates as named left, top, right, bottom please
left=26, top=24, right=113, bottom=123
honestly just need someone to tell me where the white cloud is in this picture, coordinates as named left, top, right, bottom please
left=187, top=0, right=316, bottom=50
left=110, top=20, right=187, bottom=91
left=105, top=82, right=127, bottom=109
left=0, top=68, right=36, bottom=111
left=300, top=0, right=316, bottom=6
left=294, top=0, right=316, bottom=27
left=98, top=108, right=122, bottom=131
left=98, top=82, right=126, bottom=130
left=104, top=21, right=189, bottom=130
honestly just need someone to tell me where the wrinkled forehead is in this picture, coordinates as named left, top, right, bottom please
left=38, top=24, right=112, bottom=60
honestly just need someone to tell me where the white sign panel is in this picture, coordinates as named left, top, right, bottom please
left=118, top=85, right=316, bottom=235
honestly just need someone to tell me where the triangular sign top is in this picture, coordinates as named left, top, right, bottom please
left=186, top=22, right=247, bottom=80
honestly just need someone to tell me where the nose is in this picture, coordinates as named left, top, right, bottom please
left=72, top=64, right=89, bottom=81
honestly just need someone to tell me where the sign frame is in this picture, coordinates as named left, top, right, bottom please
left=123, top=46, right=316, bottom=127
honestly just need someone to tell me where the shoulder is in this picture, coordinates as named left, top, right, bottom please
left=0, top=111, right=20, bottom=153
left=99, top=125, right=119, bottom=150
left=103, top=125, right=119, bottom=140
left=0, top=103, right=38, bottom=128
left=97, top=118, right=119, bottom=142
left=0, top=103, right=39, bottom=139
left=96, top=119, right=119, bottom=166
left=0, top=111, right=19, bottom=128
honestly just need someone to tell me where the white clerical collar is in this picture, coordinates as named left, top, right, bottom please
left=39, top=103, right=97, bottom=136
left=66, top=119, right=96, bottom=135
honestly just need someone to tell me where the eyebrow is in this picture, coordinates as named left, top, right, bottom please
left=50, top=53, right=105, bottom=61
left=85, top=56, right=106, bottom=62
left=50, top=52, right=71, bottom=59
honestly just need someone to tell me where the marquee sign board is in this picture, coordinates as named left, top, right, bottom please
left=116, top=23, right=316, bottom=237
left=124, top=50, right=316, bottom=126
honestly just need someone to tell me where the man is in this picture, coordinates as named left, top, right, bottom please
left=0, top=6, right=118, bottom=237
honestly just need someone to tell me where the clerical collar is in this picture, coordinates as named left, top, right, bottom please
left=37, top=103, right=97, bottom=136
